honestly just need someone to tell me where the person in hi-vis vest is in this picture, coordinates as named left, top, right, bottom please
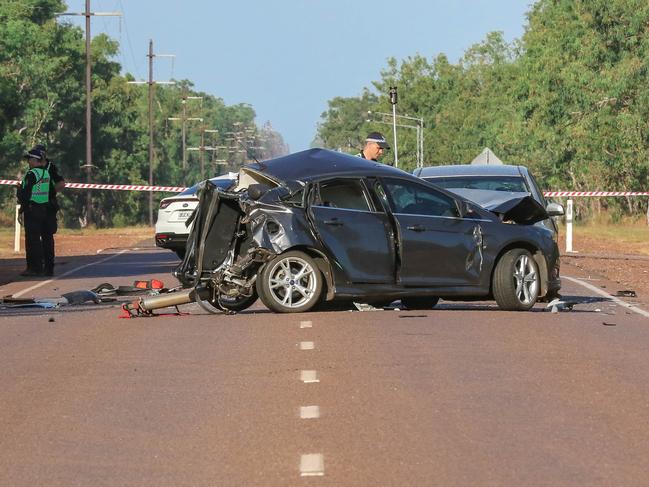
left=17, top=147, right=64, bottom=277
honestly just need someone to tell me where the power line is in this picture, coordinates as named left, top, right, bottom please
left=117, top=0, right=142, bottom=79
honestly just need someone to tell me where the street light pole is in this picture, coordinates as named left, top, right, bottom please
left=389, top=87, right=399, bottom=168
left=368, top=109, right=424, bottom=167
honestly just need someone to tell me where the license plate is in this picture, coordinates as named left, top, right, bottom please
left=176, top=210, right=193, bottom=220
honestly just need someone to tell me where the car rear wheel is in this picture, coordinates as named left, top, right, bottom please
left=257, top=251, right=323, bottom=313
left=493, top=249, right=540, bottom=311
left=401, top=296, right=439, bottom=310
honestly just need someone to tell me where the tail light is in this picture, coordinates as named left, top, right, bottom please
left=159, top=199, right=172, bottom=209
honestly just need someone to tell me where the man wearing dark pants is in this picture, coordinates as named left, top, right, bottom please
left=17, top=147, right=64, bottom=277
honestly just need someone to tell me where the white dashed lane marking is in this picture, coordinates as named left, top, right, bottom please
left=300, top=370, right=319, bottom=383
left=300, top=453, right=325, bottom=477
left=296, top=320, right=323, bottom=477
left=300, top=405, right=320, bottom=419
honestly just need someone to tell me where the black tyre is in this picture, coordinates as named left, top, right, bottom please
left=257, top=250, right=323, bottom=313
left=175, top=249, right=186, bottom=260
left=493, top=248, right=540, bottom=311
left=401, top=296, right=439, bottom=310
left=214, top=290, right=258, bottom=312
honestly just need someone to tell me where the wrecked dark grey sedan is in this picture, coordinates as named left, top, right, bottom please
left=175, top=149, right=560, bottom=313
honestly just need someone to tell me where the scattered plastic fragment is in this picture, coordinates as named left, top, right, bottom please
left=615, top=290, right=637, bottom=298
left=602, top=322, right=617, bottom=326
left=545, top=298, right=575, bottom=313
left=353, top=302, right=383, bottom=312
left=61, top=290, right=101, bottom=305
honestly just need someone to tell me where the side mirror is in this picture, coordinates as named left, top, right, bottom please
left=546, top=202, right=564, bottom=217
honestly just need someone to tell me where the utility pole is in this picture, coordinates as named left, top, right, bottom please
left=128, top=40, right=174, bottom=226
left=59, top=2, right=121, bottom=226
left=168, top=94, right=203, bottom=179
left=187, top=128, right=223, bottom=179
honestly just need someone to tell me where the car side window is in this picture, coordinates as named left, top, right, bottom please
left=383, top=178, right=459, bottom=217
left=314, top=179, right=371, bottom=212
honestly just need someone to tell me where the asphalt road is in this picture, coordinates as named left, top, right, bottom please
left=1, top=249, right=649, bottom=486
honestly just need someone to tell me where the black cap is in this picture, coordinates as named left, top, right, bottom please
left=23, top=148, right=45, bottom=160
left=366, top=132, right=390, bottom=149
left=33, top=144, right=47, bottom=153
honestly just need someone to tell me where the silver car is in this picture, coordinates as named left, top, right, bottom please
left=414, top=164, right=564, bottom=231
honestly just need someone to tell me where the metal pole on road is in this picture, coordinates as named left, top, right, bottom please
left=14, top=204, right=21, bottom=253
left=566, top=199, right=574, bottom=253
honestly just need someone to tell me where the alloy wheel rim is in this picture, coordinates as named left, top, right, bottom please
left=268, top=257, right=317, bottom=308
left=513, top=254, right=538, bottom=305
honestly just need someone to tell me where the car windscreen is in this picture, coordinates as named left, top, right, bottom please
left=423, top=176, right=528, bottom=193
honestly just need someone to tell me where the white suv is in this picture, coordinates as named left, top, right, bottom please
left=155, top=173, right=236, bottom=259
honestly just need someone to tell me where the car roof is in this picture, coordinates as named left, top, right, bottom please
left=415, top=164, right=526, bottom=178
left=243, top=148, right=419, bottom=184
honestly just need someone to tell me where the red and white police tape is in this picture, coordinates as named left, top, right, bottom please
left=543, top=191, right=649, bottom=197
left=2, top=179, right=649, bottom=197
left=0, top=180, right=186, bottom=192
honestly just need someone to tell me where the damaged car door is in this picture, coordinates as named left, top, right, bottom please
left=380, top=178, right=484, bottom=287
left=309, top=178, right=395, bottom=284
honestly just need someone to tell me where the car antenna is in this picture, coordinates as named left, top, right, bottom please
left=234, top=136, right=261, bottom=164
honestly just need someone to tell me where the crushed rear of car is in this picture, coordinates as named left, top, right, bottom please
left=155, top=174, right=236, bottom=258
left=173, top=149, right=561, bottom=314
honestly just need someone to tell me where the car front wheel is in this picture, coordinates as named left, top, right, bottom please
left=493, top=249, right=540, bottom=311
left=257, top=251, right=323, bottom=313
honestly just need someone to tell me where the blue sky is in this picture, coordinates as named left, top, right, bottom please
left=64, top=0, right=533, bottom=152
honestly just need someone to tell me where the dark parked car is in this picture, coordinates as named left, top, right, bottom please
left=413, top=164, right=564, bottom=240
left=175, top=149, right=561, bottom=313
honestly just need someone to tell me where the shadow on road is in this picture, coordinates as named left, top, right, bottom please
left=0, top=248, right=180, bottom=287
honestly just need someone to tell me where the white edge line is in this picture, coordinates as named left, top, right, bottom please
left=563, top=275, right=649, bottom=319
left=12, top=250, right=130, bottom=298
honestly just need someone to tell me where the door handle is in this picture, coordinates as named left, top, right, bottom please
left=406, top=224, right=425, bottom=232
left=324, top=218, right=343, bottom=226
